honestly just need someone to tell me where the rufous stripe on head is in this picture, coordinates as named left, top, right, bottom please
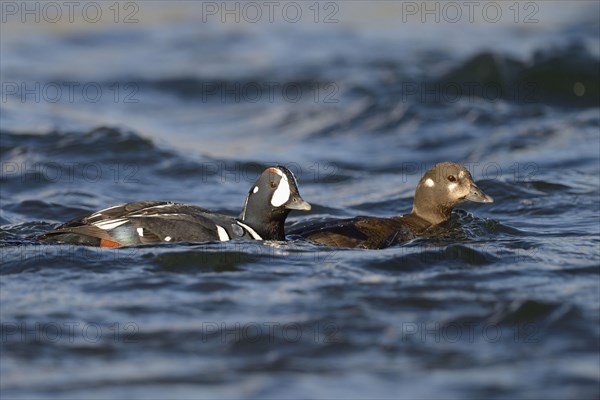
left=266, top=167, right=283, bottom=176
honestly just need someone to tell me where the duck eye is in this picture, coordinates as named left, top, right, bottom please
left=448, top=175, right=457, bottom=182
left=270, top=181, right=277, bottom=188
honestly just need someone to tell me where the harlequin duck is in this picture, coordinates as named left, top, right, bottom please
left=38, top=166, right=311, bottom=247
left=291, top=162, right=493, bottom=249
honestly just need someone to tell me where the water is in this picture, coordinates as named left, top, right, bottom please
left=1, top=2, right=599, bottom=399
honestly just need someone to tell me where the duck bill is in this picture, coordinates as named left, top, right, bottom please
left=285, top=195, right=312, bottom=211
left=464, top=184, right=494, bottom=203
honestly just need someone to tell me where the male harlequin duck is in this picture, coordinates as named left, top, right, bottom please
left=38, top=166, right=311, bottom=247
left=291, top=162, right=493, bottom=249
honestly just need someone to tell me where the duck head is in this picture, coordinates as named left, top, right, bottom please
left=411, top=162, right=493, bottom=226
left=240, top=165, right=311, bottom=240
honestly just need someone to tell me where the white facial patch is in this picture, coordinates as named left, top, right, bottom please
left=215, top=225, right=230, bottom=241
left=136, top=228, right=144, bottom=237
left=458, top=170, right=465, bottom=179
left=424, top=178, right=435, bottom=187
left=448, top=183, right=458, bottom=192
left=270, top=169, right=291, bottom=207
left=253, top=186, right=259, bottom=194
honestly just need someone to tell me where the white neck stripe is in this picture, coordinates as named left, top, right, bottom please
left=241, top=193, right=249, bottom=221
left=235, top=221, right=263, bottom=240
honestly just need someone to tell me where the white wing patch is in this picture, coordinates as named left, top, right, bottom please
left=89, top=204, right=124, bottom=219
left=235, top=221, right=263, bottom=240
left=94, top=219, right=128, bottom=231
left=136, top=228, right=144, bottom=237
left=216, top=225, right=230, bottom=241
left=164, top=236, right=172, bottom=241
left=88, top=203, right=175, bottom=221
left=128, top=213, right=186, bottom=218
left=253, top=186, right=259, bottom=193
left=144, top=203, right=175, bottom=210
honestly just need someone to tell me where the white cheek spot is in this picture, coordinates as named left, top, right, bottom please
left=425, top=178, right=435, bottom=187
left=215, top=225, right=230, bottom=241
left=164, top=236, right=172, bottom=242
left=448, top=183, right=458, bottom=192
left=458, top=170, right=465, bottom=179
left=253, top=186, right=259, bottom=194
left=136, top=228, right=144, bottom=237
left=271, top=174, right=291, bottom=207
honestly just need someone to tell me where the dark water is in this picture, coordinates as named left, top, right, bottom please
left=1, top=2, right=599, bottom=399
